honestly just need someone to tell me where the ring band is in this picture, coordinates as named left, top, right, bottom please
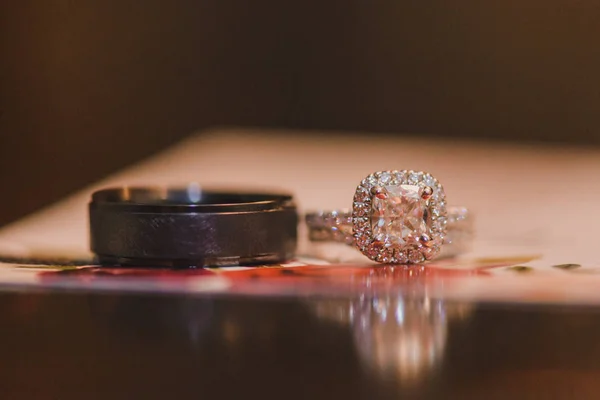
left=89, top=186, right=298, bottom=268
left=306, top=206, right=472, bottom=258
left=305, top=170, right=473, bottom=264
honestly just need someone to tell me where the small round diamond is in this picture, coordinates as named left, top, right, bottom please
left=354, top=234, right=370, bottom=249
left=362, top=175, right=377, bottom=188
left=378, top=172, right=392, bottom=185
left=407, top=171, right=422, bottom=184
left=377, top=248, right=394, bottom=263
left=408, top=249, right=425, bottom=264
left=324, top=212, right=338, bottom=227
left=393, top=170, right=407, bottom=184
left=393, top=250, right=408, bottom=264
left=422, top=246, right=439, bottom=260
left=366, top=245, right=382, bottom=260
left=353, top=202, right=368, bottom=217
left=354, top=186, right=370, bottom=202
left=433, top=189, right=446, bottom=202
left=433, top=216, right=447, bottom=231
left=353, top=217, right=369, bottom=231
left=423, top=174, right=436, bottom=188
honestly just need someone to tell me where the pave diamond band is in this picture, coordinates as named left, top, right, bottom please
left=306, top=170, right=473, bottom=264
left=306, top=206, right=472, bottom=260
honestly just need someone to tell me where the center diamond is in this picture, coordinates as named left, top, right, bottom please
left=371, top=185, right=431, bottom=247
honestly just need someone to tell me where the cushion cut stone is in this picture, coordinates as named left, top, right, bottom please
left=371, top=184, right=431, bottom=247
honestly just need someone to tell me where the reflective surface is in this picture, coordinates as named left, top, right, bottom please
left=1, top=291, right=600, bottom=399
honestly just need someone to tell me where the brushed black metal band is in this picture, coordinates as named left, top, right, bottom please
left=89, top=187, right=298, bottom=268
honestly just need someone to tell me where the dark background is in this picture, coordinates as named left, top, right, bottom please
left=2, top=1, right=600, bottom=226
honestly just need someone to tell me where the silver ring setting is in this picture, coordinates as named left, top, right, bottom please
left=306, top=170, right=472, bottom=264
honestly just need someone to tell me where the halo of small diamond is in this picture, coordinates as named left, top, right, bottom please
left=352, top=170, right=447, bottom=264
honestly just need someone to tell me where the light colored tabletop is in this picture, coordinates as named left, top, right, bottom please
left=0, top=128, right=598, bottom=266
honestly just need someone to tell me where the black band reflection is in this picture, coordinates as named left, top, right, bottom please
left=85, top=295, right=215, bottom=345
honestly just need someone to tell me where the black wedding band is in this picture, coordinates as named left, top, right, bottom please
left=89, top=186, right=298, bottom=268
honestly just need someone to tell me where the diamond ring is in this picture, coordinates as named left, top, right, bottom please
left=306, top=170, right=473, bottom=264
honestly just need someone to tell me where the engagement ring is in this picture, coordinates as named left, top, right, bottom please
left=306, top=170, right=472, bottom=264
